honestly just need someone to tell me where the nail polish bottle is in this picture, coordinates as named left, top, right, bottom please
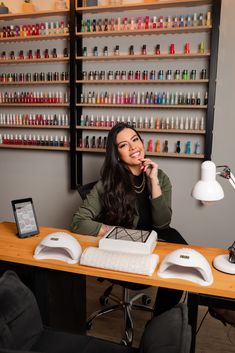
left=166, top=16, right=172, bottom=28
left=130, top=17, right=135, bottom=30
left=129, top=45, right=134, bottom=55
left=142, top=45, right=147, bottom=55
left=179, top=15, right=185, bottom=27
left=193, top=13, right=198, bottom=27
left=152, top=16, right=157, bottom=29
left=156, top=139, right=161, bottom=152
left=186, top=15, right=192, bottom=27
left=97, top=136, right=102, bottom=149
left=207, top=11, right=211, bottom=26
left=185, top=141, right=191, bottom=154
left=144, top=116, right=149, bottom=128
left=163, top=140, right=168, bottom=152
left=194, top=116, right=199, bottom=130
left=87, top=19, right=91, bottom=32
left=110, top=18, right=115, bottom=31
left=117, top=17, right=121, bottom=31
left=103, top=46, right=108, bottom=56
left=137, top=17, right=142, bottom=30
left=159, top=16, right=164, bottom=29
left=196, top=92, right=201, bottom=105
left=174, top=16, right=179, bottom=27
left=175, top=116, right=179, bottom=129
left=191, top=92, right=196, bottom=105
left=114, top=45, right=119, bottom=56
left=199, top=41, right=205, bottom=54
left=52, top=48, right=57, bottom=58
left=92, top=19, right=96, bottom=32
left=148, top=139, right=153, bottom=152
left=176, top=141, right=181, bottom=153
left=195, top=142, right=201, bottom=154
left=93, top=46, right=98, bottom=56
left=185, top=116, right=189, bottom=130
left=155, top=117, right=160, bottom=129
left=54, top=136, right=59, bottom=147
left=189, top=116, right=194, bottom=130
left=169, top=43, right=175, bottom=54
left=145, top=16, right=149, bottom=29
left=138, top=116, right=143, bottom=128
left=200, top=116, right=205, bottom=130
left=184, top=42, right=190, bottom=54
left=198, top=13, right=204, bottom=26
left=104, top=18, right=108, bottom=31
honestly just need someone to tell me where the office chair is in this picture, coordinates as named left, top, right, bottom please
left=78, top=182, right=153, bottom=345
left=0, top=270, right=192, bottom=353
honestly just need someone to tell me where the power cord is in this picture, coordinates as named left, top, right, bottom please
left=196, top=309, right=209, bottom=335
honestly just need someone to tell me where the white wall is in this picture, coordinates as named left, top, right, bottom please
left=0, top=0, right=234, bottom=249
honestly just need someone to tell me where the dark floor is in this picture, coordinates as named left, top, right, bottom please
left=86, top=276, right=235, bottom=353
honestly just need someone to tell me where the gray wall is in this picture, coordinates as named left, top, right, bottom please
left=0, top=0, right=234, bottom=248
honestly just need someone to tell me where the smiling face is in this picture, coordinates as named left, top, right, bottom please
left=116, top=128, right=145, bottom=175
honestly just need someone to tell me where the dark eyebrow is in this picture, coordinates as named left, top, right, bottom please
left=117, top=133, right=138, bottom=146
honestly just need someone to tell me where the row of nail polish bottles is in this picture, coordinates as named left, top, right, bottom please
left=79, top=114, right=204, bottom=131
left=82, top=69, right=207, bottom=81
left=80, top=12, right=211, bottom=33
left=0, top=21, right=69, bottom=38
left=1, top=48, right=68, bottom=61
left=0, top=134, right=69, bottom=147
left=147, top=139, right=201, bottom=154
left=78, top=135, right=107, bottom=149
left=0, top=71, right=69, bottom=83
left=82, top=42, right=206, bottom=57
left=0, top=113, right=69, bottom=126
left=0, top=91, right=69, bottom=104
left=80, top=91, right=207, bottom=106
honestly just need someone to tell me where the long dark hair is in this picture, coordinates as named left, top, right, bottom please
left=97, top=123, right=143, bottom=227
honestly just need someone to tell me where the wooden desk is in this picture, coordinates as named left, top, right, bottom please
left=0, top=222, right=234, bottom=351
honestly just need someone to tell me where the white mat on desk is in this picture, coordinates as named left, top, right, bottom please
left=80, top=246, right=159, bottom=276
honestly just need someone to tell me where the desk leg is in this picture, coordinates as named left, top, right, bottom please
left=188, top=293, right=200, bottom=353
left=34, top=268, right=87, bottom=334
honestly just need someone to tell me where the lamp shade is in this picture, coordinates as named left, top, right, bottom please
left=192, top=161, right=224, bottom=202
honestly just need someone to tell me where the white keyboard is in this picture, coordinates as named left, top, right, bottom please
left=80, top=247, right=159, bottom=276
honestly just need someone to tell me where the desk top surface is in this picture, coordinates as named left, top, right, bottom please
left=0, top=222, right=234, bottom=299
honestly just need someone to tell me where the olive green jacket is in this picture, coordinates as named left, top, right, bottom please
left=71, top=169, right=172, bottom=236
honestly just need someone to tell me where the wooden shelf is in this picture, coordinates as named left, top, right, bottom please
left=0, top=57, right=69, bottom=65
left=76, top=126, right=205, bottom=134
left=0, top=33, right=69, bottom=43
left=0, top=125, right=69, bottom=129
left=76, top=1, right=212, bottom=13
left=76, top=79, right=208, bottom=85
left=76, top=26, right=211, bottom=38
left=0, top=9, right=70, bottom=20
left=76, top=103, right=207, bottom=109
left=0, top=144, right=69, bottom=151
left=76, top=147, right=204, bottom=159
left=0, top=81, right=69, bottom=86
left=0, top=103, right=69, bottom=107
left=76, top=53, right=210, bottom=61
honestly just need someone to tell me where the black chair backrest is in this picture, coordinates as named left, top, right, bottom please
left=0, top=271, right=43, bottom=351
left=77, top=181, right=97, bottom=200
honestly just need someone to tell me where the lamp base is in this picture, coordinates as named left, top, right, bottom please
left=213, top=254, right=235, bottom=274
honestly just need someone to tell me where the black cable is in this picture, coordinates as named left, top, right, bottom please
left=196, top=309, right=209, bottom=335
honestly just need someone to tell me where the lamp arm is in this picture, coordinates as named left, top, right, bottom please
left=216, top=165, right=235, bottom=190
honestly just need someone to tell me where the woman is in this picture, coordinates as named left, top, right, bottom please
left=71, top=122, right=187, bottom=315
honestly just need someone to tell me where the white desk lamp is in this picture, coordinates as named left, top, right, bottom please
left=192, top=160, right=235, bottom=274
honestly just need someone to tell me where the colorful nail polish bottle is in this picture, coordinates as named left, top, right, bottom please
left=169, top=43, right=175, bottom=54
